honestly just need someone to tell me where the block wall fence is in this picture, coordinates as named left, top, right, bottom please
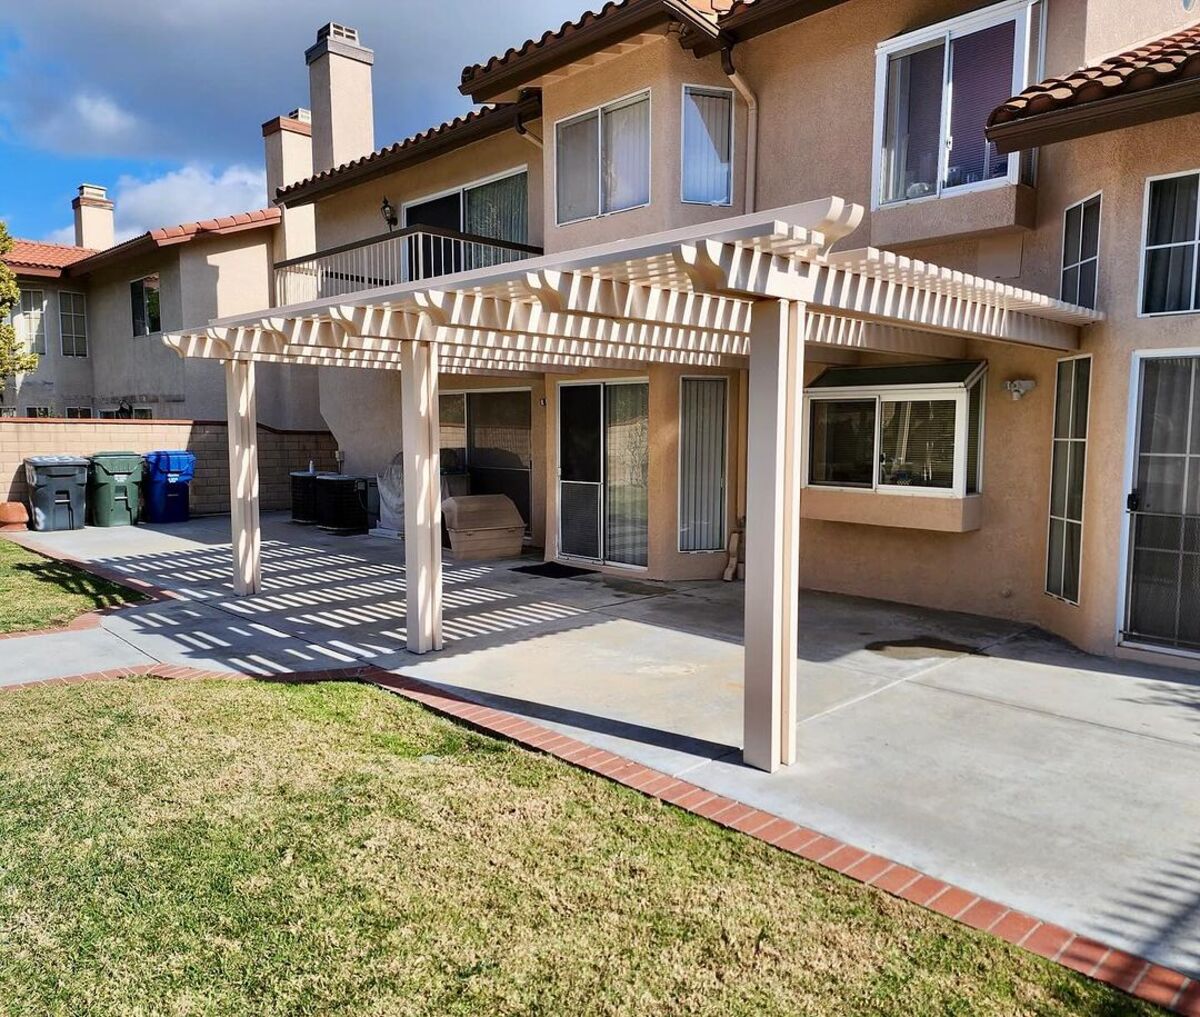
left=0, top=418, right=339, bottom=515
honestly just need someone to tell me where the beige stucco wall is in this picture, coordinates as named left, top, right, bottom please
left=5, top=280, right=96, bottom=415
left=540, top=34, right=749, bottom=255
left=311, top=129, right=545, bottom=250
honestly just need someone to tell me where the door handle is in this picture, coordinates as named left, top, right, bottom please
left=1127, top=490, right=1141, bottom=512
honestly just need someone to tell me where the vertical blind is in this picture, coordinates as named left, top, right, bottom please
left=601, top=94, right=651, bottom=214
left=1046, top=357, right=1090, bottom=603
left=682, top=87, right=732, bottom=205
left=604, top=382, right=650, bottom=566
left=679, top=378, right=727, bottom=552
left=1142, top=173, right=1200, bottom=314
left=465, top=172, right=529, bottom=247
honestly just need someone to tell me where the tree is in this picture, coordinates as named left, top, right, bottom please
left=0, top=220, right=39, bottom=410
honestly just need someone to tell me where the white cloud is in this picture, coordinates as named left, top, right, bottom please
left=41, top=164, right=268, bottom=245
left=30, top=92, right=141, bottom=155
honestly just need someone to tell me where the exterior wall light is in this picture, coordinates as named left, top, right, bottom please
left=1004, top=379, right=1037, bottom=401
left=380, top=197, right=398, bottom=231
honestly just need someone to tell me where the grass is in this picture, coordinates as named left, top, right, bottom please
left=0, top=677, right=1161, bottom=1017
left=0, top=539, right=145, bottom=634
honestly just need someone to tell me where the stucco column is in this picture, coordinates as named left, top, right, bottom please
left=400, top=340, right=444, bottom=654
left=743, top=299, right=805, bottom=772
left=225, top=359, right=262, bottom=596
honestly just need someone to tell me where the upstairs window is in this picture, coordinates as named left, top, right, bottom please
left=556, top=91, right=650, bottom=225
left=59, top=292, right=87, bottom=357
left=875, top=0, right=1042, bottom=207
left=131, top=275, right=161, bottom=335
left=1141, top=171, right=1200, bottom=315
left=23, top=406, right=51, bottom=418
left=66, top=406, right=92, bottom=419
left=805, top=361, right=987, bottom=497
left=1061, top=194, right=1101, bottom=309
left=681, top=85, right=733, bottom=206
left=16, top=290, right=46, bottom=355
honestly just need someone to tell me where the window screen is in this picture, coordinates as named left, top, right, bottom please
left=556, top=111, right=600, bottom=224
left=601, top=93, right=650, bottom=214
left=882, top=42, right=945, bottom=204
left=1047, top=357, right=1090, bottom=602
left=944, top=20, right=1014, bottom=190
left=809, top=400, right=876, bottom=487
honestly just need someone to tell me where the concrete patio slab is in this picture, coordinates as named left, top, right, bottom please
left=0, top=626, right=155, bottom=685
left=8, top=512, right=1200, bottom=981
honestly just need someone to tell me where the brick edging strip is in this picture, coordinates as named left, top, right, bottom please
left=1, top=661, right=1195, bottom=1015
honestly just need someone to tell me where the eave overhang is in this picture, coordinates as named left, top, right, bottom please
left=988, top=76, right=1200, bottom=154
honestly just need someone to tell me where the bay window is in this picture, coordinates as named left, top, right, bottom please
left=875, top=0, right=1042, bottom=207
left=805, top=362, right=987, bottom=497
left=556, top=92, right=650, bottom=225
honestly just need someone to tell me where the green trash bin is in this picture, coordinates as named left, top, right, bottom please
left=88, top=452, right=145, bottom=526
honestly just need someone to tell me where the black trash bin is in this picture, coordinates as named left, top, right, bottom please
left=24, top=456, right=89, bottom=531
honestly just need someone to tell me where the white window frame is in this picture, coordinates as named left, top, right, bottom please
left=679, top=83, right=735, bottom=207
left=133, top=406, right=153, bottom=420
left=677, top=374, right=730, bottom=553
left=553, top=89, right=653, bottom=227
left=23, top=406, right=52, bottom=418
left=401, top=165, right=530, bottom=234
left=15, top=289, right=46, bottom=355
left=1137, top=168, right=1200, bottom=319
left=1045, top=354, right=1091, bottom=606
left=130, top=274, right=163, bottom=337
left=871, top=0, right=1042, bottom=211
left=65, top=406, right=93, bottom=419
left=1060, top=192, right=1102, bottom=309
left=58, top=291, right=88, bottom=357
left=801, top=366, right=987, bottom=499
left=0, top=407, right=15, bottom=418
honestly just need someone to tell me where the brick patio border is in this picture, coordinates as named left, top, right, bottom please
left=1, top=660, right=1195, bottom=1015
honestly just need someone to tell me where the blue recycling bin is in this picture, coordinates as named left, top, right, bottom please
left=144, top=450, right=196, bottom=524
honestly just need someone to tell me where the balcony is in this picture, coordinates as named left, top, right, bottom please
left=274, top=226, right=543, bottom=306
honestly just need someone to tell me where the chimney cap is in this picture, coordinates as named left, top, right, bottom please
left=305, top=21, right=374, bottom=66
left=72, top=183, right=113, bottom=210
left=262, top=108, right=313, bottom=138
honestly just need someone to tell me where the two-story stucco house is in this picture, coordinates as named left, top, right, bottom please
left=3, top=184, right=322, bottom=429
left=164, top=5, right=1200, bottom=771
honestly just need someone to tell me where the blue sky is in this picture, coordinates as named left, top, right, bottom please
left=0, top=0, right=583, bottom=244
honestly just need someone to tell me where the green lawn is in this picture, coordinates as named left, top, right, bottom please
left=0, top=678, right=1158, bottom=1017
left=0, top=539, right=145, bottom=634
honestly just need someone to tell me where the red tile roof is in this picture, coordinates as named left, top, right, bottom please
left=148, top=207, right=280, bottom=244
left=4, top=238, right=94, bottom=274
left=989, top=21, right=1200, bottom=129
left=276, top=95, right=543, bottom=206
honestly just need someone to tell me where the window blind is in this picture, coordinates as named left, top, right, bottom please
left=682, top=87, right=732, bottom=205
left=601, top=94, right=650, bottom=214
left=556, top=111, right=600, bottom=224
left=679, top=378, right=727, bottom=552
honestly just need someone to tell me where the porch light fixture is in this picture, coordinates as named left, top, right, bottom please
left=380, top=196, right=398, bottom=231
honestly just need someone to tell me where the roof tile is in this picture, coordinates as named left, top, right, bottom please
left=4, top=239, right=94, bottom=272
left=989, top=20, right=1200, bottom=127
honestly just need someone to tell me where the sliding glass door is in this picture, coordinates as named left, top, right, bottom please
left=558, top=381, right=649, bottom=566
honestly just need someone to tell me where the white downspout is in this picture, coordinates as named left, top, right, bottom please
left=722, top=46, right=757, bottom=213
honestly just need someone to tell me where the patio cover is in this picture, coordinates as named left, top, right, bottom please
left=163, top=196, right=1102, bottom=771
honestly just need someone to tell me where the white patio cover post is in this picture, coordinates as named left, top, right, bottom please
left=743, top=299, right=805, bottom=772
left=400, top=339, right=444, bottom=654
left=224, top=358, right=262, bottom=596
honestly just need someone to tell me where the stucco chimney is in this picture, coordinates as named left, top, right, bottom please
left=262, top=108, right=316, bottom=260
left=306, top=23, right=375, bottom=174
left=72, top=183, right=114, bottom=250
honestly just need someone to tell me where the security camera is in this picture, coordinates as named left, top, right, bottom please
left=1004, top=379, right=1037, bottom=401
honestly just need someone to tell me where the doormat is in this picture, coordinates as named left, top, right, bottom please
left=511, top=562, right=598, bottom=579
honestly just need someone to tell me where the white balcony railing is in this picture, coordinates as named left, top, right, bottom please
left=274, top=226, right=543, bottom=306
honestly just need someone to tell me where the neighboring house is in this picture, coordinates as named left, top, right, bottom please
left=160, top=6, right=1200, bottom=768
left=3, top=186, right=323, bottom=428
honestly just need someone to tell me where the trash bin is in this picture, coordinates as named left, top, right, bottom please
left=144, top=450, right=196, bottom=524
left=88, top=452, right=145, bottom=527
left=24, top=455, right=89, bottom=531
